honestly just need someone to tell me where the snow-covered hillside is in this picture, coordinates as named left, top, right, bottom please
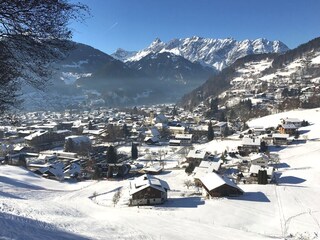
left=123, top=37, right=289, bottom=70
left=180, top=37, right=320, bottom=111
left=1, top=108, right=320, bottom=239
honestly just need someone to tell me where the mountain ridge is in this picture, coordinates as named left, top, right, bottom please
left=116, top=36, right=289, bottom=71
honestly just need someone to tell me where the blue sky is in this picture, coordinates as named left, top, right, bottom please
left=69, top=0, right=320, bottom=54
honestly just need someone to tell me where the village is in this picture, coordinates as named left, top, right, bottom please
left=0, top=104, right=310, bottom=207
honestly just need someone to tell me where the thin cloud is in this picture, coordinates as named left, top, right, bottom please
left=108, top=22, right=118, bottom=31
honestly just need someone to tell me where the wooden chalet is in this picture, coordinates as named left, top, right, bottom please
left=193, top=161, right=221, bottom=183
left=238, top=137, right=261, bottom=156
left=199, top=172, right=244, bottom=198
left=281, top=118, right=302, bottom=128
left=249, top=165, right=275, bottom=183
left=139, top=165, right=163, bottom=175
left=174, top=134, right=193, bottom=146
left=278, top=124, right=297, bottom=135
left=169, top=139, right=181, bottom=146
left=249, top=153, right=269, bottom=167
left=212, top=122, right=227, bottom=136
left=129, top=174, right=170, bottom=206
left=272, top=133, right=290, bottom=146
left=186, top=149, right=209, bottom=166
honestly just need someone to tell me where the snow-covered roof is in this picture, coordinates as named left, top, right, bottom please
left=129, top=174, right=170, bottom=195
left=140, top=165, right=163, bottom=173
left=187, top=149, right=207, bottom=159
left=24, top=131, right=47, bottom=141
left=82, top=129, right=104, bottom=135
left=199, top=172, right=243, bottom=193
left=213, top=122, right=227, bottom=127
left=194, top=161, right=221, bottom=179
left=251, top=126, right=265, bottom=131
left=175, top=134, right=192, bottom=140
left=191, top=125, right=208, bottom=131
left=64, top=163, right=81, bottom=175
left=65, top=135, right=91, bottom=145
left=193, top=167, right=209, bottom=179
left=168, top=126, right=185, bottom=131
left=13, top=145, right=26, bottom=151
left=241, top=137, right=261, bottom=146
left=38, top=162, right=65, bottom=179
left=145, top=127, right=160, bottom=137
left=281, top=124, right=297, bottom=129
left=198, top=160, right=221, bottom=171
left=144, top=136, right=160, bottom=143
left=249, top=153, right=269, bottom=162
left=249, top=165, right=274, bottom=176
left=283, top=118, right=301, bottom=123
left=272, top=133, right=289, bottom=139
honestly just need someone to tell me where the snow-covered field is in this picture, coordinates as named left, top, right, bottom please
left=1, top=108, right=320, bottom=239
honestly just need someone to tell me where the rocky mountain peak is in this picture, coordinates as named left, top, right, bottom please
left=122, top=36, right=289, bottom=70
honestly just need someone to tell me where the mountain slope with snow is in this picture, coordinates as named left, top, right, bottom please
left=127, top=51, right=215, bottom=86
left=111, top=48, right=138, bottom=62
left=179, top=37, right=320, bottom=109
left=123, top=37, right=289, bottom=70
left=20, top=41, right=119, bottom=111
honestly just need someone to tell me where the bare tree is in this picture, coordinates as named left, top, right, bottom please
left=183, top=179, right=194, bottom=189
left=0, top=0, right=89, bottom=113
left=112, top=189, right=121, bottom=207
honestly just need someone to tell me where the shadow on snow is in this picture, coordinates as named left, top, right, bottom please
left=156, top=196, right=205, bottom=208
left=228, top=191, right=270, bottom=202
left=277, top=176, right=306, bottom=184
left=0, top=191, right=26, bottom=200
left=0, top=176, right=46, bottom=190
left=0, top=212, right=89, bottom=240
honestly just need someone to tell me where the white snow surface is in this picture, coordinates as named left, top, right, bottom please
left=311, top=54, right=320, bottom=64
left=1, top=108, right=320, bottom=239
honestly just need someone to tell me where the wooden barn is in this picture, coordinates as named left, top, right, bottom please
left=272, top=133, right=290, bottom=146
left=129, top=174, right=170, bottom=206
left=199, top=172, right=244, bottom=198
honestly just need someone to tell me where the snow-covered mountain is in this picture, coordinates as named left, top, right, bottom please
left=179, top=37, right=320, bottom=110
left=20, top=36, right=290, bottom=111
left=20, top=40, right=212, bottom=110
left=121, top=37, right=289, bottom=71
left=111, top=48, right=137, bottom=62
left=127, top=51, right=215, bottom=85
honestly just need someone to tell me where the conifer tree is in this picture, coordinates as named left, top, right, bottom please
left=131, top=143, right=138, bottom=160
left=207, top=121, right=214, bottom=141
left=64, top=138, right=74, bottom=152
left=107, top=146, right=117, bottom=164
